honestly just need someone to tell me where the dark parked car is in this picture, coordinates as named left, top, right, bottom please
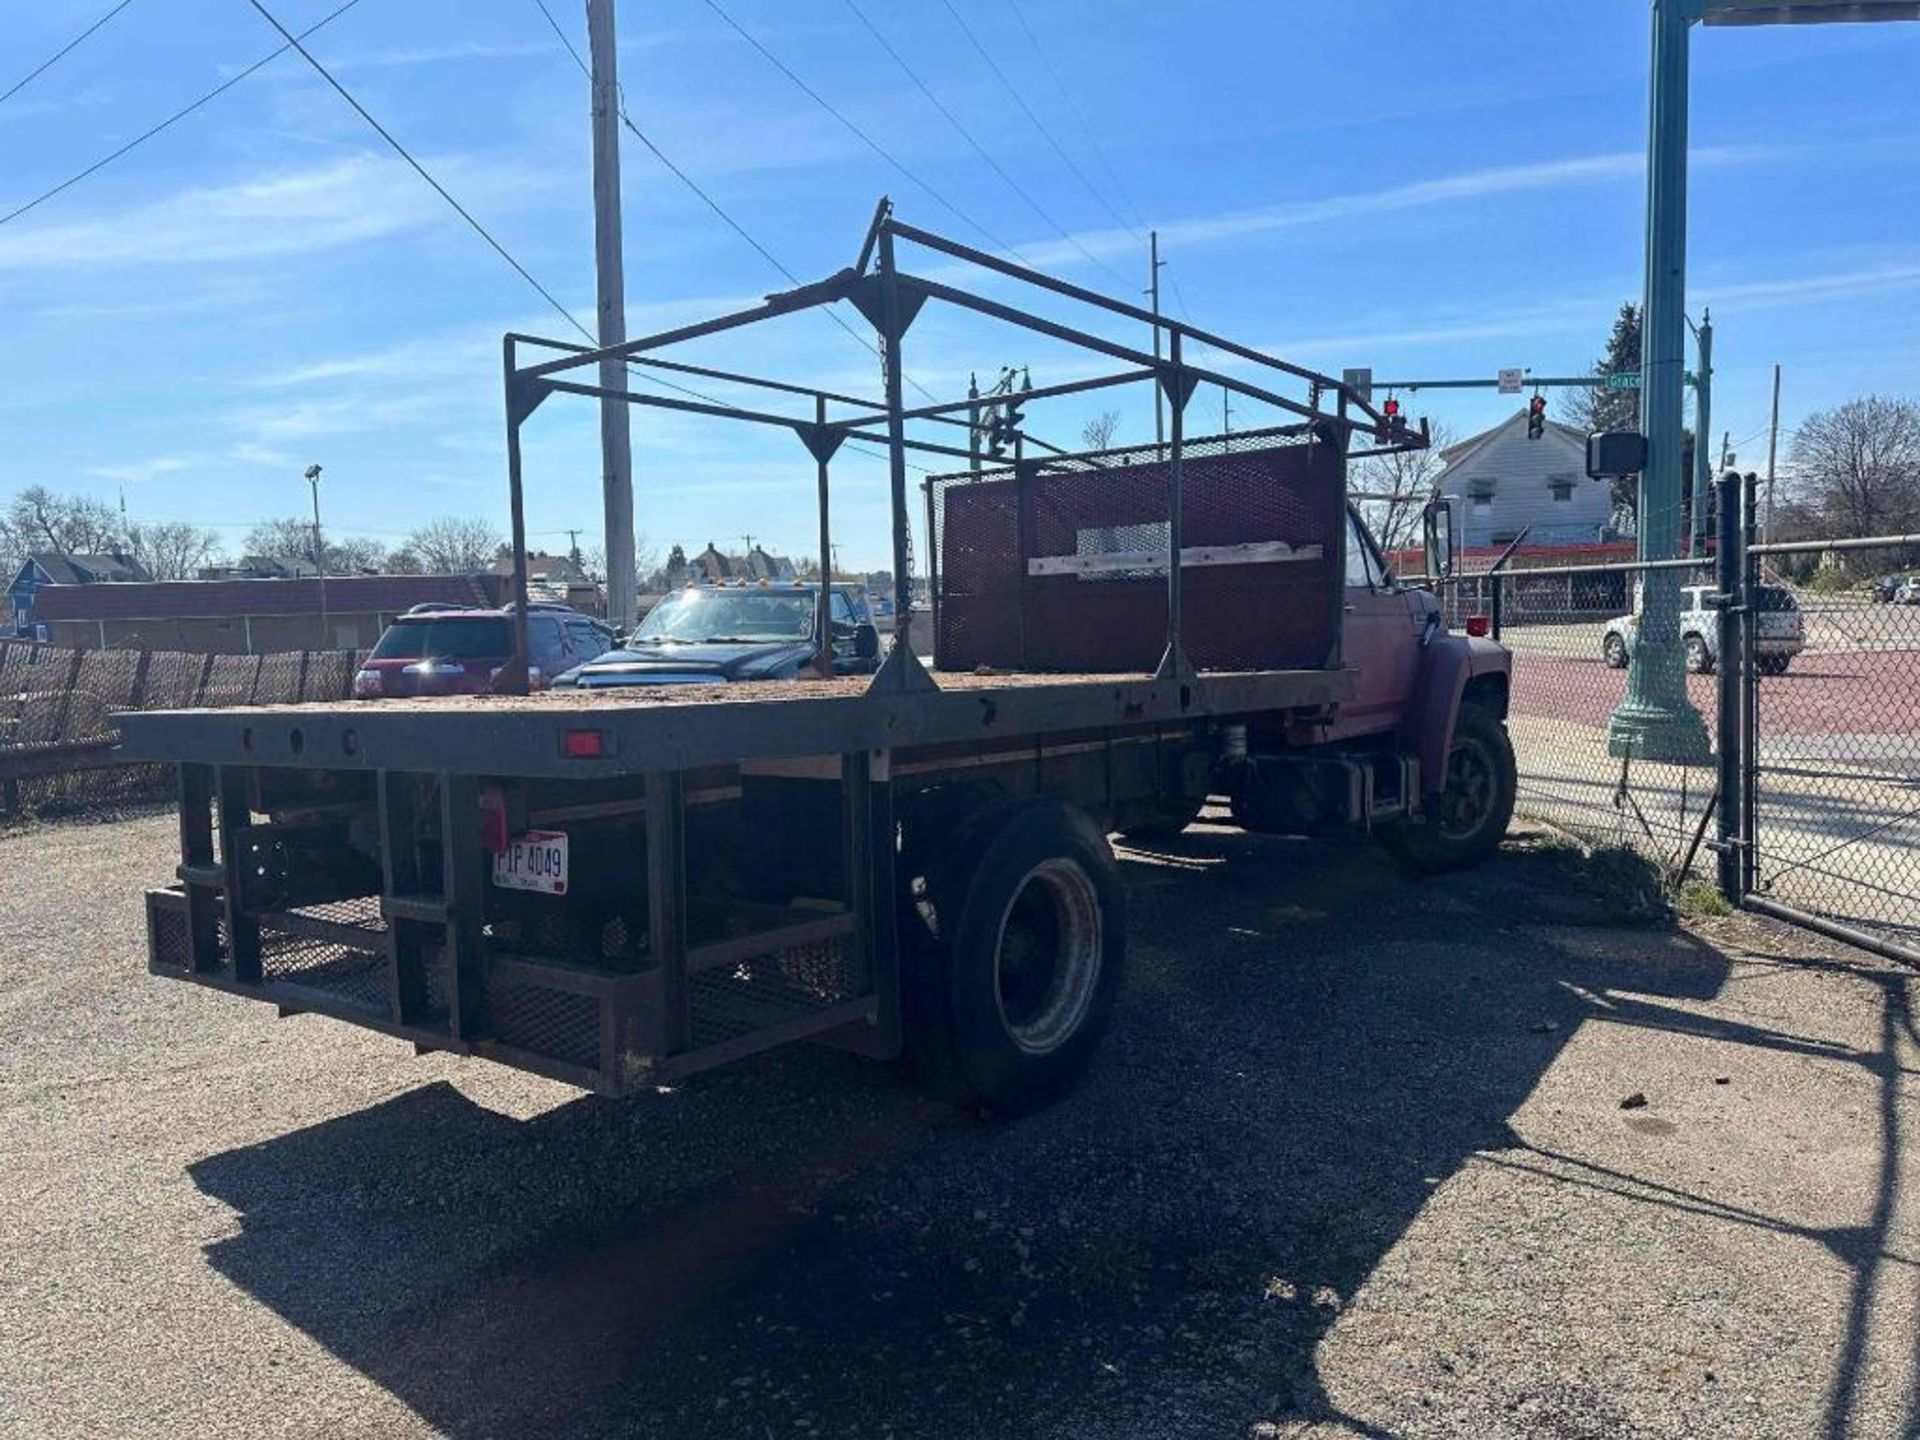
left=555, top=582, right=879, bottom=690
left=354, top=603, right=615, bottom=698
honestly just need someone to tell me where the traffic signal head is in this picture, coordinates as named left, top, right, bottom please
left=1527, top=393, right=1547, bottom=440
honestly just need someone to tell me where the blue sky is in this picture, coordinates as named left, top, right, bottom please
left=3, top=0, right=1918, bottom=569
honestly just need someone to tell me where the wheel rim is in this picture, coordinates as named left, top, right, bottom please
left=1436, top=733, right=1500, bottom=843
left=993, top=858, right=1102, bottom=1056
left=1686, top=637, right=1706, bottom=671
left=1605, top=636, right=1626, bottom=666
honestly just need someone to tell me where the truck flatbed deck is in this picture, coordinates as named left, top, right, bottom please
left=114, top=666, right=1355, bottom=777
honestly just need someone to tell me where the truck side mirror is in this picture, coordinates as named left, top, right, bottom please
left=842, top=622, right=880, bottom=660
left=1422, top=497, right=1456, bottom=581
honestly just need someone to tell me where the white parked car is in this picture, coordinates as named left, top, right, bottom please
left=1601, top=582, right=1805, bottom=676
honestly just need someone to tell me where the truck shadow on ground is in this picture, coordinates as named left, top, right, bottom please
left=186, top=825, right=1908, bottom=1439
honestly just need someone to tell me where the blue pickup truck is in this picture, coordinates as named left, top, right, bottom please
left=554, top=581, right=881, bottom=689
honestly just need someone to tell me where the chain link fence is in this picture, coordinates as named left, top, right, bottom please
left=0, top=641, right=360, bottom=819
left=1743, top=537, right=1920, bottom=955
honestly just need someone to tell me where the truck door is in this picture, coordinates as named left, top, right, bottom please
left=1333, top=508, right=1423, bottom=738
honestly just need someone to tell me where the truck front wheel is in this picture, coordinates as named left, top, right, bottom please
left=1381, top=705, right=1517, bottom=873
left=905, top=799, right=1126, bottom=1113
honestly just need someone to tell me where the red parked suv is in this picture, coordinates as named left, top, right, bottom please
left=353, top=603, right=616, bottom=699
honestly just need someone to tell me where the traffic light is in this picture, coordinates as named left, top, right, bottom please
left=1378, top=394, right=1408, bottom=442
left=1526, top=393, right=1547, bottom=440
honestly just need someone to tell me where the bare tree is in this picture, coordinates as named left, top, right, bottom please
left=1081, top=410, right=1120, bottom=452
left=125, top=521, right=221, bottom=580
left=406, top=515, right=505, bottom=573
left=1352, top=421, right=1456, bottom=554
left=1, top=486, right=126, bottom=575
left=244, top=517, right=390, bottom=574
left=1787, top=395, right=1920, bottom=539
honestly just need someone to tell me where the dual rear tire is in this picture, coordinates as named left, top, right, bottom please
left=902, top=799, right=1126, bottom=1113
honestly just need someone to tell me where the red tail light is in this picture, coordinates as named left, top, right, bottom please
left=1465, top=615, right=1491, bottom=637
left=478, top=787, right=508, bottom=854
left=561, top=729, right=605, bottom=759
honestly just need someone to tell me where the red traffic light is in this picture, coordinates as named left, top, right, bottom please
left=1383, top=397, right=1401, bottom=418
left=1528, top=394, right=1546, bottom=415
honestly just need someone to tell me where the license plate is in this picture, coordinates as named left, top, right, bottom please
left=492, top=829, right=569, bottom=894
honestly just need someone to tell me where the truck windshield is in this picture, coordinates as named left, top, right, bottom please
left=635, top=590, right=814, bottom=643
left=371, top=617, right=509, bottom=660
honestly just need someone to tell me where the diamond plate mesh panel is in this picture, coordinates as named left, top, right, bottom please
left=485, top=974, right=601, bottom=1070
left=148, top=891, right=191, bottom=969
left=931, top=427, right=1344, bottom=674
left=687, top=933, right=862, bottom=1048
left=259, top=926, right=388, bottom=1011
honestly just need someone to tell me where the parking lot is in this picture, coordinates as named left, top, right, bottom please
left=4, top=808, right=1917, bottom=1439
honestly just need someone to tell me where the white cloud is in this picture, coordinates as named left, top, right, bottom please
left=0, top=152, right=555, bottom=271
left=939, top=147, right=1777, bottom=276
left=88, top=455, right=193, bottom=484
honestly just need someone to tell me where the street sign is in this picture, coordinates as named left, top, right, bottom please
left=1497, top=367, right=1524, bottom=395
left=1605, top=372, right=1643, bottom=390
left=1341, top=367, right=1372, bottom=405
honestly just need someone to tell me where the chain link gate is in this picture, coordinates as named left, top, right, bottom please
left=1736, top=487, right=1920, bottom=965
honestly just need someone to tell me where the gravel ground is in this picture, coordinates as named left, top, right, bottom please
left=2, top=809, right=1916, bottom=1439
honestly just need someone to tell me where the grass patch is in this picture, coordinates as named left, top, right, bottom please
left=1676, top=877, right=1734, bottom=918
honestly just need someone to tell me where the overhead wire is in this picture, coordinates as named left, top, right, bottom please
left=841, top=0, right=1127, bottom=287
left=934, top=0, right=1137, bottom=246
left=1, top=0, right=138, bottom=107
left=1002, top=0, right=1148, bottom=236
left=0, top=0, right=364, bottom=229
left=698, top=0, right=1028, bottom=265
left=521, top=0, right=935, bottom=469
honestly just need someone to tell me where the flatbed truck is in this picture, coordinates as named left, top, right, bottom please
left=118, top=208, right=1514, bottom=1112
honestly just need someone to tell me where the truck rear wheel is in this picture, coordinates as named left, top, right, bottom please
left=1380, top=705, right=1516, bottom=873
left=905, top=799, right=1126, bottom=1113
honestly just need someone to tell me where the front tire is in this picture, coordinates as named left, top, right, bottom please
left=1380, top=705, right=1517, bottom=874
left=1758, top=655, right=1790, bottom=676
left=1602, top=632, right=1629, bottom=669
left=1684, top=633, right=1713, bottom=674
left=905, top=799, right=1126, bottom=1113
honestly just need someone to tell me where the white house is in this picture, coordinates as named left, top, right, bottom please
left=1432, top=410, right=1614, bottom=549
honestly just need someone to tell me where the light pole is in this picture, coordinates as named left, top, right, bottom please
left=304, top=462, right=329, bottom=644
left=1607, top=0, right=1712, bottom=763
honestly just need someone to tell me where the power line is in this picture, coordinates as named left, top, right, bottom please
left=699, top=0, right=1029, bottom=264
left=843, top=0, right=1125, bottom=285
left=1, top=0, right=137, bottom=108
left=523, top=0, right=940, bottom=412
left=935, top=0, right=1137, bottom=245
left=1003, top=0, right=1148, bottom=237
left=0, top=0, right=364, bottom=230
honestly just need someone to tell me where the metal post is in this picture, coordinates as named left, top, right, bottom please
left=814, top=393, right=835, bottom=680
left=1763, top=362, right=1781, bottom=546
left=1739, top=471, right=1759, bottom=900
left=502, top=337, right=532, bottom=693
left=872, top=223, right=929, bottom=691
left=1713, top=470, right=1741, bottom=900
left=967, top=372, right=982, bottom=476
left=1608, top=0, right=1711, bottom=764
left=588, top=0, right=637, bottom=632
left=1148, top=230, right=1165, bottom=455
left=1690, top=310, right=1713, bottom=555
left=1156, top=330, right=1188, bottom=679
left=305, top=465, right=328, bottom=645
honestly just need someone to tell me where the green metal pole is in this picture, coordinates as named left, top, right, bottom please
left=1690, top=311, right=1712, bottom=555
left=1609, top=0, right=1712, bottom=764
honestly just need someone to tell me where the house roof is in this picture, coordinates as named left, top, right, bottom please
left=32, top=572, right=497, bottom=623
left=22, top=551, right=151, bottom=585
left=1437, top=409, right=1587, bottom=475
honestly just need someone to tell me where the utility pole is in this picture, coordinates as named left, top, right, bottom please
left=303, top=463, right=328, bottom=643
left=1607, top=0, right=1710, bottom=765
left=967, top=372, right=982, bottom=476
left=1147, top=230, right=1165, bottom=453
left=588, top=0, right=636, bottom=630
left=1222, top=386, right=1232, bottom=438
left=1689, top=310, right=1712, bottom=556
left=1763, top=362, right=1781, bottom=545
